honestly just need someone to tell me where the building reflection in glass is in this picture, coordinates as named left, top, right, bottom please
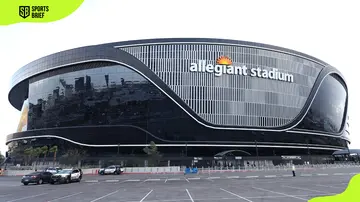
left=296, top=74, right=347, bottom=133
left=28, top=65, right=170, bottom=129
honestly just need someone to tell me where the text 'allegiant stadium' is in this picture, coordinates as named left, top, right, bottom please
left=189, top=57, right=294, bottom=83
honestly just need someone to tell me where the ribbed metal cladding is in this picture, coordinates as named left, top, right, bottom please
left=120, top=44, right=323, bottom=128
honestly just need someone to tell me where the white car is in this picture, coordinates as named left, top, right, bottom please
left=99, top=165, right=124, bottom=175
left=45, top=167, right=62, bottom=174
left=50, top=168, right=82, bottom=184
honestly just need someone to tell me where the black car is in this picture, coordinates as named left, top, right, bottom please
left=50, top=168, right=82, bottom=184
left=21, top=171, right=53, bottom=185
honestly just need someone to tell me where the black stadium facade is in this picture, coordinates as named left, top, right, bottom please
left=7, top=38, right=350, bottom=160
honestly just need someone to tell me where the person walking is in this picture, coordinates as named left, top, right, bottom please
left=292, top=164, right=296, bottom=177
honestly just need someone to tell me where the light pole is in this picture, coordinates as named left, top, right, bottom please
left=307, top=142, right=310, bottom=164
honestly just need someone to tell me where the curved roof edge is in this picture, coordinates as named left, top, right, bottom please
left=104, top=37, right=330, bottom=66
left=12, top=38, right=333, bottom=82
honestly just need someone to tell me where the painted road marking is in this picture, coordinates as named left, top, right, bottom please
left=125, top=179, right=141, bottom=182
left=5, top=193, right=48, bottom=202
left=85, top=180, right=99, bottom=183
left=227, top=176, right=240, bottom=179
left=144, top=179, right=161, bottom=182
left=282, top=174, right=292, bottom=177
left=140, top=190, right=153, bottom=202
left=300, top=174, right=312, bottom=176
left=105, top=180, right=119, bottom=182
left=186, top=189, right=194, bottom=202
left=208, top=177, right=220, bottom=179
left=245, top=176, right=259, bottom=178
left=283, top=185, right=331, bottom=194
left=316, top=184, right=345, bottom=189
left=90, top=190, right=119, bottom=202
left=265, top=175, right=277, bottom=178
left=252, top=187, right=307, bottom=201
left=187, top=177, right=200, bottom=180
left=317, top=173, right=329, bottom=176
left=334, top=173, right=345, bottom=175
left=47, top=192, right=83, bottom=202
left=220, top=188, right=253, bottom=202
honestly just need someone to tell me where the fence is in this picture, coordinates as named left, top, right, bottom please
left=4, top=155, right=358, bottom=171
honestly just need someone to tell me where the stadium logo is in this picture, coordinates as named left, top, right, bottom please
left=189, top=56, right=294, bottom=83
left=216, top=56, right=232, bottom=65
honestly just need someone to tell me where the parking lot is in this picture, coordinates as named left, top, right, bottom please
left=0, top=169, right=357, bottom=202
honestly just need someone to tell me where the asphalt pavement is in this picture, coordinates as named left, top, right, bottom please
left=0, top=167, right=358, bottom=202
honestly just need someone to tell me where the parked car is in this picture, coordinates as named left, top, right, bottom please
left=44, top=167, right=62, bottom=174
left=98, top=165, right=124, bottom=175
left=50, top=168, right=82, bottom=184
left=21, top=171, right=53, bottom=185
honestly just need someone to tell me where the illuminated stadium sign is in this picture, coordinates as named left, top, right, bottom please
left=189, top=56, right=294, bottom=83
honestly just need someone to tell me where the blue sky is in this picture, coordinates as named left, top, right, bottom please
left=0, top=0, right=359, bottom=154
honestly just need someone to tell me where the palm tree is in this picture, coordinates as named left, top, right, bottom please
left=49, top=146, right=58, bottom=166
left=33, top=147, right=42, bottom=167
left=40, top=146, right=48, bottom=165
left=24, top=147, right=34, bottom=166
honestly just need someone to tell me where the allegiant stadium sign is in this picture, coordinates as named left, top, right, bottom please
left=189, top=56, right=294, bottom=83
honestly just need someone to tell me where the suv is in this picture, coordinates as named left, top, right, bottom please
left=99, top=165, right=124, bottom=175
left=50, top=168, right=82, bottom=184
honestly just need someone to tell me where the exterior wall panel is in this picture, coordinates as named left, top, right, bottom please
left=120, top=44, right=323, bottom=128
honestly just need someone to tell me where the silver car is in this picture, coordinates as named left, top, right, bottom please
left=50, top=168, right=82, bottom=184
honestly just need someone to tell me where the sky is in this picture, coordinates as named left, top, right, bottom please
left=0, top=0, right=359, bottom=155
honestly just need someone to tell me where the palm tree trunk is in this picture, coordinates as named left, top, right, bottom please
left=53, top=151, right=56, bottom=166
left=43, top=153, right=47, bottom=165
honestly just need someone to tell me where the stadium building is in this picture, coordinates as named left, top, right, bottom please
left=6, top=38, right=350, bottom=163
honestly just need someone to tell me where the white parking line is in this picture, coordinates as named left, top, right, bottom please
left=220, top=188, right=253, bottom=202
left=283, top=185, right=330, bottom=194
left=317, top=174, right=329, bottom=176
left=227, top=176, right=239, bottom=179
left=164, top=178, right=168, bottom=183
left=334, top=173, right=345, bottom=175
left=316, top=184, right=345, bottom=189
left=90, top=190, right=119, bottom=202
left=245, top=193, right=339, bottom=199
left=5, top=193, right=47, bottom=202
left=265, top=175, right=277, bottom=178
left=146, top=179, right=161, bottom=181
left=185, top=189, right=194, bottom=202
left=282, top=174, right=292, bottom=177
left=245, top=176, right=258, bottom=178
left=47, top=192, right=83, bottom=202
left=300, top=174, right=312, bottom=176
left=125, top=179, right=141, bottom=182
left=85, top=180, right=99, bottom=183
left=87, top=182, right=100, bottom=186
left=208, top=177, right=220, bottom=179
left=252, top=187, right=307, bottom=201
left=187, top=177, right=200, bottom=180
left=140, top=190, right=153, bottom=202
left=105, top=180, right=119, bottom=182
left=185, top=178, right=190, bottom=183
left=168, top=178, right=181, bottom=181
